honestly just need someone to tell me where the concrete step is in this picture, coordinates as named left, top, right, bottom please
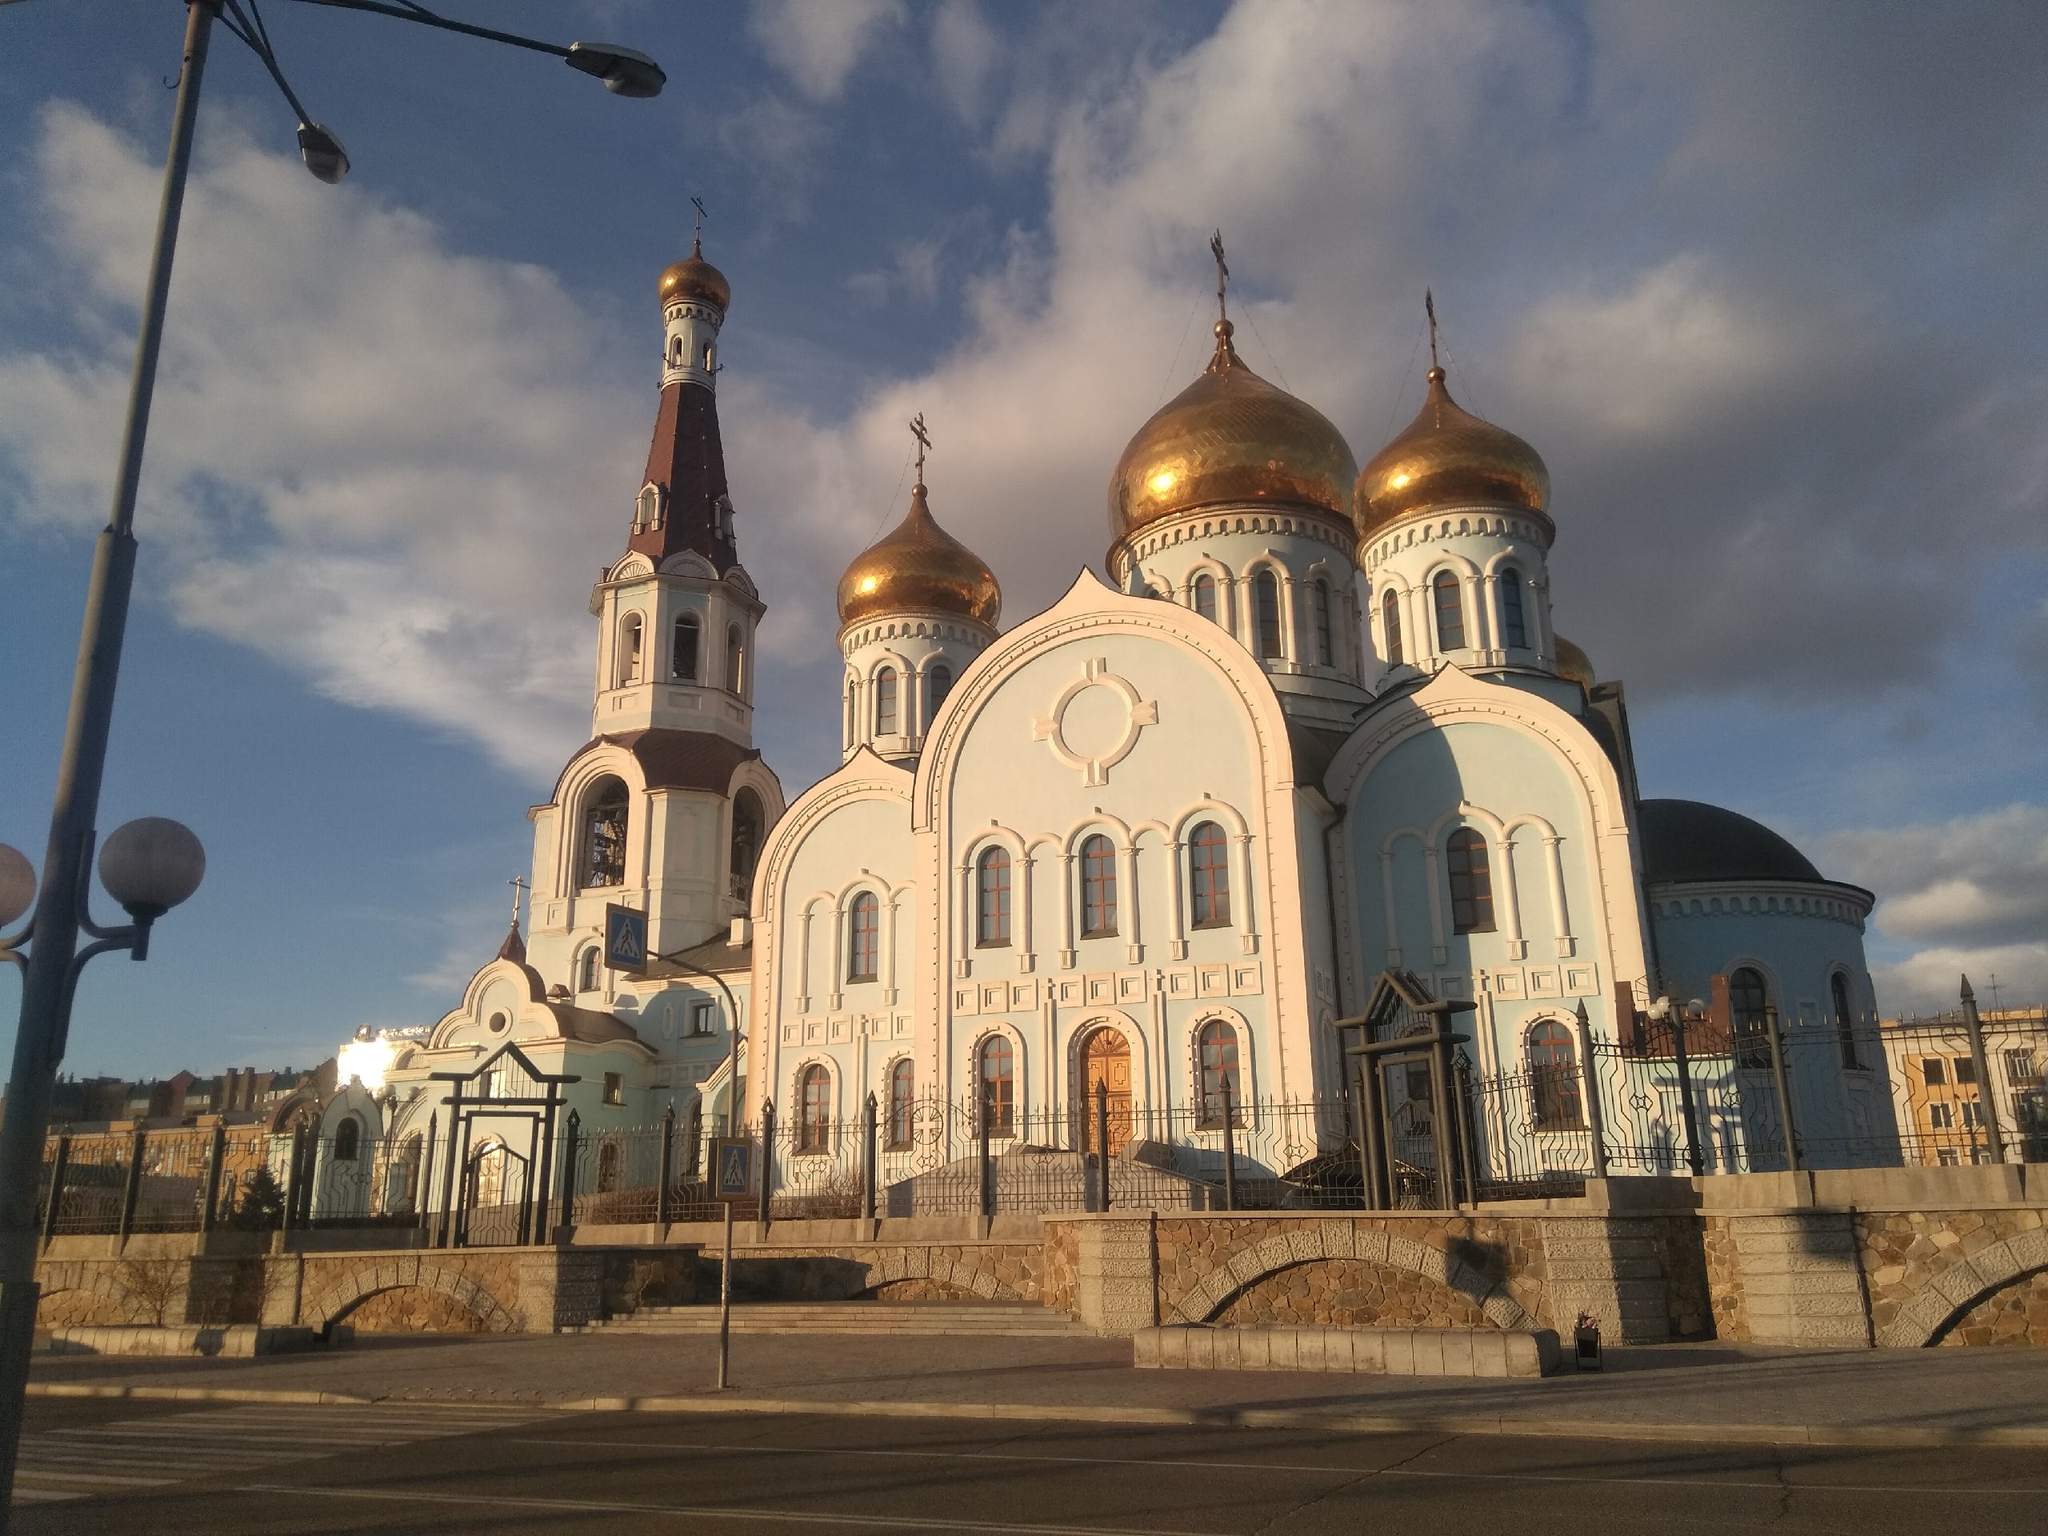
left=578, top=1302, right=1089, bottom=1338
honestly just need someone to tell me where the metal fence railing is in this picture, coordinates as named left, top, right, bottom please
left=36, top=1012, right=2048, bottom=1243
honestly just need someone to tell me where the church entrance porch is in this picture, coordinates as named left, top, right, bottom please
left=1078, top=1026, right=1134, bottom=1157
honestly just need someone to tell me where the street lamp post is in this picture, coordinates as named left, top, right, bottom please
left=0, top=2, right=665, bottom=1518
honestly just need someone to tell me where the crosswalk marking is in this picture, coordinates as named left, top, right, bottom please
left=12, top=1401, right=557, bottom=1506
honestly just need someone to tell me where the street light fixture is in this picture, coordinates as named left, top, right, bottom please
left=0, top=0, right=666, bottom=1516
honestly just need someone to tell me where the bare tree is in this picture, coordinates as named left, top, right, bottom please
left=115, top=1257, right=185, bottom=1326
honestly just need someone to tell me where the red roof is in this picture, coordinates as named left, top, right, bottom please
left=632, top=381, right=738, bottom=573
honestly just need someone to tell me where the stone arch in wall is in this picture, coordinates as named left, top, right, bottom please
left=1163, top=1226, right=1534, bottom=1330
left=847, top=1245, right=1024, bottom=1303
left=1877, top=1231, right=2048, bottom=1348
left=302, top=1256, right=514, bottom=1336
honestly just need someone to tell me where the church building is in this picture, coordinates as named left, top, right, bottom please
left=324, top=239, right=1885, bottom=1205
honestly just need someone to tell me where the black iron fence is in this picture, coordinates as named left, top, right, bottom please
left=36, top=1014, right=2048, bottom=1241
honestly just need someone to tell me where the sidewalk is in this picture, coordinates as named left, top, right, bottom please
left=28, top=1329, right=2048, bottom=1448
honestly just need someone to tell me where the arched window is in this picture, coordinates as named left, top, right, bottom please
left=1432, top=571, right=1466, bottom=651
left=1080, top=834, right=1118, bottom=937
left=873, top=667, right=899, bottom=736
left=635, top=485, right=659, bottom=530
left=1196, top=1020, right=1242, bottom=1127
left=1498, top=565, right=1527, bottom=649
left=1382, top=588, right=1404, bottom=666
left=1189, top=821, right=1231, bottom=928
left=886, top=1059, right=915, bottom=1149
left=730, top=788, right=763, bottom=905
left=797, top=1064, right=831, bottom=1152
left=1192, top=573, right=1219, bottom=624
left=978, top=1036, right=1015, bottom=1136
left=924, top=663, right=953, bottom=730
left=577, top=946, right=601, bottom=993
left=976, top=848, right=1011, bottom=947
left=703, top=341, right=715, bottom=371
left=618, top=613, right=644, bottom=686
left=1312, top=578, right=1334, bottom=666
left=580, top=776, right=629, bottom=888
left=725, top=624, right=744, bottom=694
left=1730, top=966, right=1772, bottom=1069
left=847, top=891, right=880, bottom=981
left=1446, top=828, right=1494, bottom=934
left=672, top=614, right=701, bottom=681
left=1253, top=569, right=1284, bottom=660
left=1527, top=1021, right=1583, bottom=1129
left=1832, top=972, right=1861, bottom=1069
left=333, top=1116, right=361, bottom=1162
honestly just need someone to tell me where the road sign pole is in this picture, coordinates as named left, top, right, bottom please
left=717, top=1196, right=734, bottom=1390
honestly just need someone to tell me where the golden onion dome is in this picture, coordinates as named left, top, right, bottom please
left=1552, top=634, right=1596, bottom=690
left=658, top=237, right=731, bottom=312
left=1109, top=321, right=1357, bottom=540
left=1355, top=366, right=1549, bottom=537
left=837, top=480, right=1001, bottom=631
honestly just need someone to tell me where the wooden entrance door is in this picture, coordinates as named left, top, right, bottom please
left=1080, top=1028, right=1133, bottom=1155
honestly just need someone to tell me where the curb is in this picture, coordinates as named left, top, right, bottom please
left=30, top=1382, right=2048, bottom=1449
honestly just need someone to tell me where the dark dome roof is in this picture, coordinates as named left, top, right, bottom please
left=1638, top=798, right=1822, bottom=885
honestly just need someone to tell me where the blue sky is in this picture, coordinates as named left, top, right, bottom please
left=3, top=0, right=2046, bottom=1079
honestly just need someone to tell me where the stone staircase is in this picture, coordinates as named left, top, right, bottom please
left=577, top=1301, right=1091, bottom=1338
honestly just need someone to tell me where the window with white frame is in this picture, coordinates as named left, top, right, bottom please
left=847, top=891, right=880, bottom=982
left=1189, top=821, right=1230, bottom=928
left=1080, top=834, right=1117, bottom=938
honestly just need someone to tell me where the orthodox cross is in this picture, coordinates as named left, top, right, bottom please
left=1425, top=288, right=1440, bottom=370
left=909, top=412, right=932, bottom=485
left=508, top=875, right=529, bottom=929
left=1209, top=229, right=1229, bottom=322
left=690, top=195, right=708, bottom=245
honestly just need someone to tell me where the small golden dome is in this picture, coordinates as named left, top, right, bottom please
left=838, top=481, right=1001, bottom=630
left=1109, top=321, right=1356, bottom=540
left=658, top=237, right=731, bottom=312
left=1553, top=634, right=1596, bottom=690
left=1355, top=366, right=1549, bottom=537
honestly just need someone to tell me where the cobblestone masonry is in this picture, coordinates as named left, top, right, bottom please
left=1858, top=1207, right=2048, bottom=1348
left=1215, top=1258, right=1489, bottom=1329
left=724, top=1243, right=1042, bottom=1304
left=1936, top=1270, right=2048, bottom=1347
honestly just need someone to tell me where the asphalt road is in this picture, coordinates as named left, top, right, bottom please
left=12, top=1397, right=2048, bottom=1535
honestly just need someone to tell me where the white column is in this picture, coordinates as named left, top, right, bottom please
left=828, top=899, right=845, bottom=1011
left=1167, top=839, right=1188, bottom=960
left=1019, top=856, right=1036, bottom=971
left=1058, top=852, right=1076, bottom=967
left=884, top=889, right=902, bottom=1002
left=1234, top=833, right=1260, bottom=952
left=1424, top=845, right=1447, bottom=964
left=1498, top=832, right=1526, bottom=959
left=1545, top=835, right=1575, bottom=957
left=1121, top=842, right=1143, bottom=964
left=797, top=908, right=814, bottom=1012
left=1479, top=573, right=1500, bottom=659
left=956, top=864, right=973, bottom=977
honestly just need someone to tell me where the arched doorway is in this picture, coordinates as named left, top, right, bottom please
left=1078, top=1026, right=1133, bottom=1155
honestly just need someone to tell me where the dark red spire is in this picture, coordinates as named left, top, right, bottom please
left=632, top=380, right=738, bottom=573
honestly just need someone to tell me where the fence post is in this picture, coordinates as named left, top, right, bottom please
left=759, top=1099, right=776, bottom=1232
left=863, top=1092, right=879, bottom=1223
left=282, top=1123, right=305, bottom=1237
left=1763, top=1007, right=1801, bottom=1173
left=1093, top=1079, right=1111, bottom=1213
left=1219, top=1078, right=1238, bottom=1212
left=417, top=1114, right=436, bottom=1233
left=199, top=1121, right=227, bottom=1235
left=1451, top=1055, right=1479, bottom=1207
left=978, top=1095, right=994, bottom=1219
left=1960, top=975, right=2007, bottom=1163
left=40, top=1133, right=71, bottom=1250
left=1670, top=1007, right=1705, bottom=1177
left=1355, top=1056, right=1386, bottom=1210
left=1575, top=1003, right=1610, bottom=1180
left=657, top=1103, right=676, bottom=1226
left=558, top=1110, right=581, bottom=1232
left=116, top=1125, right=147, bottom=1244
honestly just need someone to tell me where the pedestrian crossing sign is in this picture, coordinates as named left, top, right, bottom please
left=604, top=902, right=648, bottom=973
left=711, top=1137, right=753, bottom=1200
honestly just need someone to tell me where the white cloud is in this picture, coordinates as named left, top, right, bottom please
left=847, top=238, right=944, bottom=307
left=0, top=104, right=638, bottom=780
left=931, top=0, right=999, bottom=126
left=715, top=94, right=827, bottom=222
left=749, top=0, right=906, bottom=102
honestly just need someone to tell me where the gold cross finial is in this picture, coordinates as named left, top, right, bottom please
left=690, top=196, right=707, bottom=249
left=508, top=875, right=529, bottom=928
left=909, top=412, right=932, bottom=487
left=1425, top=288, right=1440, bottom=372
left=1210, top=230, right=1229, bottom=323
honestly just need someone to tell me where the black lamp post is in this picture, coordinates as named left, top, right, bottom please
left=0, top=2, right=665, bottom=1516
